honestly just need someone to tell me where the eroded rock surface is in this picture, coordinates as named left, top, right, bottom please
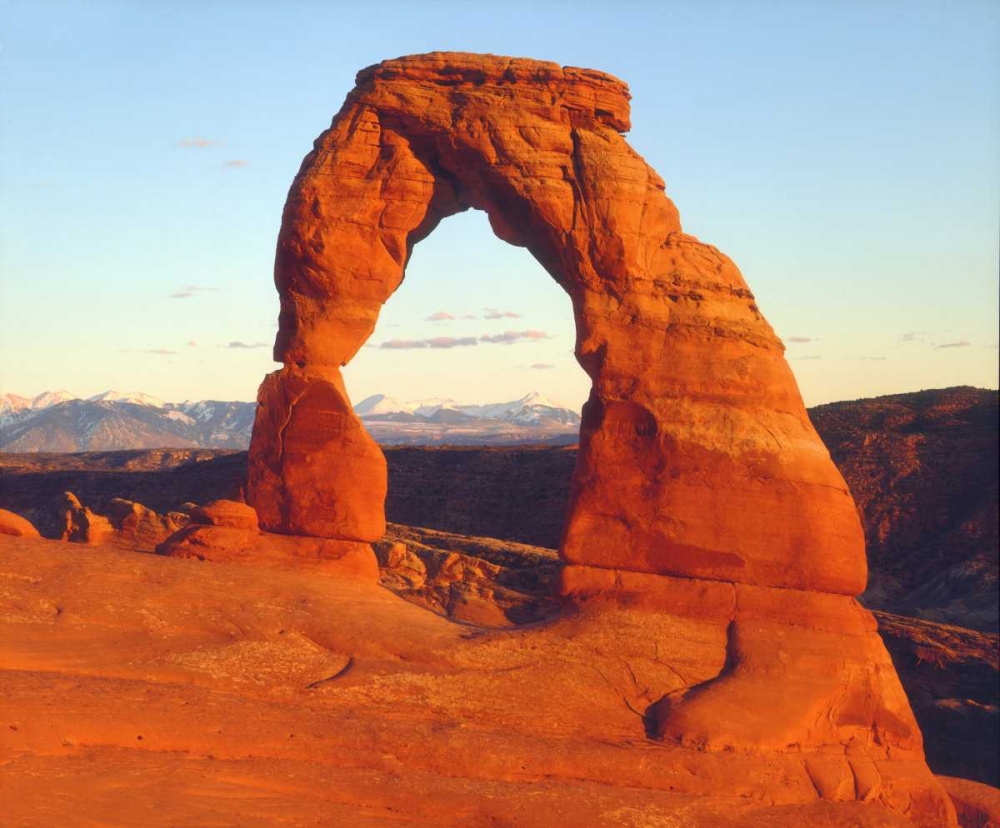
left=876, top=613, right=999, bottom=786
left=239, top=52, right=952, bottom=823
left=0, top=536, right=961, bottom=827
left=247, top=51, right=865, bottom=595
left=374, top=523, right=561, bottom=626
left=105, top=497, right=189, bottom=551
left=0, top=508, right=40, bottom=537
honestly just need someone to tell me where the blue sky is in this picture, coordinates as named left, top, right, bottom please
left=1, top=0, right=997, bottom=407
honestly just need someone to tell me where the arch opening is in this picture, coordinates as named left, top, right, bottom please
left=345, top=208, right=589, bottom=418
left=343, top=208, right=589, bottom=550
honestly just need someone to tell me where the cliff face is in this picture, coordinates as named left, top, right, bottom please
left=810, top=387, right=999, bottom=632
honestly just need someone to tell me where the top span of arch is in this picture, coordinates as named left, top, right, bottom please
left=273, top=51, right=681, bottom=372
left=351, top=52, right=633, bottom=133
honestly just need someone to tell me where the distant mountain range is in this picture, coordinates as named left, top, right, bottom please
left=0, top=390, right=582, bottom=452
left=0, top=391, right=257, bottom=452
left=354, top=392, right=581, bottom=445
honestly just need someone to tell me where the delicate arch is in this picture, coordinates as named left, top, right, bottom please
left=248, top=52, right=865, bottom=595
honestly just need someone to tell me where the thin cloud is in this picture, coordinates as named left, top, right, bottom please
left=935, top=341, right=971, bottom=349
left=859, top=356, right=886, bottom=361
left=461, top=313, right=477, bottom=320
left=227, top=341, right=269, bottom=349
left=793, top=355, right=822, bottom=361
left=786, top=336, right=812, bottom=344
left=380, top=336, right=478, bottom=349
left=187, top=341, right=198, bottom=347
left=170, top=285, right=217, bottom=299
left=425, top=311, right=456, bottom=322
left=479, top=329, right=551, bottom=344
left=530, top=363, right=556, bottom=370
left=900, top=331, right=927, bottom=343
left=177, top=138, right=223, bottom=148
left=484, top=308, right=522, bottom=320
left=223, top=159, right=249, bottom=169
left=377, top=330, right=551, bottom=349
left=428, top=336, right=477, bottom=348
left=118, top=347, right=175, bottom=355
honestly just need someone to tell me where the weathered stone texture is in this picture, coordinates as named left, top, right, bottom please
left=247, top=52, right=864, bottom=595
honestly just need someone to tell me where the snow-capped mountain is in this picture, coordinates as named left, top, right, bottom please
left=0, top=390, right=581, bottom=452
left=354, top=394, right=414, bottom=418
left=356, top=391, right=581, bottom=428
left=30, top=390, right=80, bottom=410
left=0, top=391, right=255, bottom=453
left=353, top=391, right=581, bottom=445
left=87, top=390, right=165, bottom=407
left=2, top=391, right=83, bottom=429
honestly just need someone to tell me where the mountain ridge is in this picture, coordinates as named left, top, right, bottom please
left=0, top=390, right=582, bottom=452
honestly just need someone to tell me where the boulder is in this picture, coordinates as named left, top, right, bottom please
left=189, top=499, right=259, bottom=532
left=0, top=508, right=40, bottom=537
left=938, top=776, right=1000, bottom=828
left=54, top=492, right=113, bottom=545
left=105, top=498, right=189, bottom=550
left=157, top=524, right=377, bottom=581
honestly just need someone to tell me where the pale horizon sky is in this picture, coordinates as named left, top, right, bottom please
left=2, top=1, right=997, bottom=409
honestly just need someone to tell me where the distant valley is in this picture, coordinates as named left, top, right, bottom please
left=0, top=390, right=581, bottom=451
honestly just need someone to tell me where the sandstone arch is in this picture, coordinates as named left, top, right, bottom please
left=247, top=52, right=866, bottom=596
left=244, top=54, right=957, bottom=823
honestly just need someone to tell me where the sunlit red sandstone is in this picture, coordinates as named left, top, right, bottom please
left=0, top=53, right=974, bottom=827
left=236, top=51, right=957, bottom=825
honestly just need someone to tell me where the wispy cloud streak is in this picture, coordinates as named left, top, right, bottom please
left=479, top=330, right=550, bottom=344
left=177, top=138, right=223, bottom=148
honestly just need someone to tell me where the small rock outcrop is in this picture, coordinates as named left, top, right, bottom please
left=189, top=499, right=259, bottom=531
left=0, top=508, right=40, bottom=537
left=105, top=498, right=189, bottom=551
left=55, top=492, right=114, bottom=545
left=937, top=776, right=1000, bottom=828
left=156, top=501, right=377, bottom=580
left=374, top=523, right=561, bottom=626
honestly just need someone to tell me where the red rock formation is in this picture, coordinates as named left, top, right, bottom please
left=189, top=499, right=259, bottom=531
left=105, top=498, right=189, bottom=551
left=247, top=51, right=864, bottom=595
left=58, top=491, right=113, bottom=544
left=156, top=499, right=378, bottom=580
left=0, top=508, right=40, bottom=537
left=243, top=52, right=951, bottom=824
left=938, top=776, right=1000, bottom=828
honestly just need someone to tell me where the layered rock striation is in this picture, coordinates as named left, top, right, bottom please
left=248, top=51, right=864, bottom=594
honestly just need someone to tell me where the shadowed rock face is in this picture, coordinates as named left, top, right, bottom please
left=248, top=51, right=865, bottom=596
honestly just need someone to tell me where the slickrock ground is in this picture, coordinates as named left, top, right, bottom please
left=374, top=525, right=999, bottom=789
left=0, top=533, right=974, bottom=827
